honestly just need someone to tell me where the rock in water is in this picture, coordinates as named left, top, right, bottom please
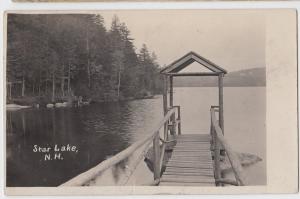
left=221, top=152, right=262, bottom=174
left=55, top=102, right=64, bottom=107
left=238, top=152, right=262, bottom=167
left=6, top=104, right=31, bottom=110
left=46, top=104, right=54, bottom=108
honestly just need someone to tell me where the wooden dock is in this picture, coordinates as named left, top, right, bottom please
left=160, top=134, right=215, bottom=186
left=61, top=52, right=247, bottom=187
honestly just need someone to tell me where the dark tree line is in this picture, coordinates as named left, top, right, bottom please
left=7, top=14, right=163, bottom=104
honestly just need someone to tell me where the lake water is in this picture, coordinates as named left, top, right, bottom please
left=6, top=87, right=266, bottom=187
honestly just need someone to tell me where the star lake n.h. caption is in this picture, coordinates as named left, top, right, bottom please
left=33, top=144, right=79, bottom=161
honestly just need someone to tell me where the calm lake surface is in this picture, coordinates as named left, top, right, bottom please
left=6, top=87, right=266, bottom=187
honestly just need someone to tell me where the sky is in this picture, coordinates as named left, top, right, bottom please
left=100, top=10, right=266, bottom=72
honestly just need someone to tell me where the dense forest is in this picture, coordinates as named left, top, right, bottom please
left=7, top=14, right=163, bottom=106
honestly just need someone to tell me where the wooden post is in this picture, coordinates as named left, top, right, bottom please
left=169, top=76, right=176, bottom=135
left=163, top=76, right=168, bottom=115
left=177, top=106, right=181, bottom=135
left=213, top=128, right=221, bottom=186
left=153, top=133, right=160, bottom=180
left=163, top=76, right=168, bottom=139
left=169, top=76, right=173, bottom=107
left=210, top=116, right=214, bottom=151
left=218, top=74, right=224, bottom=135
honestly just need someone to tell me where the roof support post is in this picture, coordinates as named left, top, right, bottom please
left=163, top=76, right=168, bottom=139
left=169, top=76, right=176, bottom=135
left=218, top=74, right=224, bottom=135
left=163, top=76, right=168, bottom=115
left=169, top=76, right=173, bottom=107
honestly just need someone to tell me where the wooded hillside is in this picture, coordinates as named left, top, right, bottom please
left=7, top=14, right=163, bottom=104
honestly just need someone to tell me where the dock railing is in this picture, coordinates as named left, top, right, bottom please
left=210, top=106, right=247, bottom=186
left=60, top=106, right=181, bottom=186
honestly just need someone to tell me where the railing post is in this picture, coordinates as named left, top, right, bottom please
left=210, top=114, right=214, bottom=151
left=177, top=106, right=181, bottom=135
left=163, top=76, right=168, bottom=139
left=153, top=132, right=160, bottom=180
left=213, top=127, right=221, bottom=186
left=169, top=112, right=176, bottom=135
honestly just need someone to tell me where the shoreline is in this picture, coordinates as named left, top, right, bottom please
left=6, top=94, right=160, bottom=110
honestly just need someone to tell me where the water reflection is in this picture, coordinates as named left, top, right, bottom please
left=6, top=87, right=265, bottom=186
left=6, top=98, right=163, bottom=187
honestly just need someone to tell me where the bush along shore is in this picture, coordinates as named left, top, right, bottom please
left=7, top=89, right=157, bottom=110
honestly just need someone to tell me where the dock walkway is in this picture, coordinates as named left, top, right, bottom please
left=60, top=52, right=247, bottom=187
left=160, top=134, right=215, bottom=186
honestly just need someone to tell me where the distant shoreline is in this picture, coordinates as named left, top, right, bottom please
left=174, top=85, right=266, bottom=88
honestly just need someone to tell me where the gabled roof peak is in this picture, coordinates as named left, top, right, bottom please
left=160, top=51, right=227, bottom=75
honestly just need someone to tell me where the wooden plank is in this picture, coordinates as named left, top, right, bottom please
left=167, top=162, right=213, bottom=166
left=174, top=147, right=211, bottom=150
left=173, top=148, right=211, bottom=151
left=162, top=176, right=215, bottom=182
left=171, top=154, right=212, bottom=158
left=171, top=153, right=211, bottom=156
left=176, top=133, right=210, bottom=138
left=175, top=143, right=210, bottom=145
left=170, top=159, right=212, bottom=161
left=175, top=143, right=211, bottom=145
left=165, top=166, right=213, bottom=171
left=164, top=169, right=214, bottom=173
left=166, top=163, right=213, bottom=167
left=177, top=137, right=211, bottom=140
left=177, top=136, right=210, bottom=139
left=177, top=135, right=210, bottom=138
left=169, top=161, right=213, bottom=165
left=165, top=166, right=213, bottom=170
left=173, top=147, right=211, bottom=152
left=163, top=172, right=214, bottom=177
left=165, top=165, right=213, bottom=169
left=167, top=164, right=213, bottom=168
left=161, top=177, right=215, bottom=183
left=175, top=140, right=210, bottom=143
left=172, top=152, right=211, bottom=155
left=159, top=182, right=215, bottom=186
left=173, top=149, right=211, bottom=152
left=170, top=155, right=212, bottom=158
left=171, top=152, right=212, bottom=155
left=170, top=159, right=213, bottom=162
left=175, top=144, right=211, bottom=147
left=174, top=145, right=210, bottom=148
left=167, top=161, right=213, bottom=166
left=170, top=156, right=212, bottom=159
left=165, top=169, right=213, bottom=174
left=177, top=135, right=211, bottom=138
left=176, top=141, right=210, bottom=144
left=175, top=144, right=211, bottom=146
left=164, top=170, right=214, bottom=175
